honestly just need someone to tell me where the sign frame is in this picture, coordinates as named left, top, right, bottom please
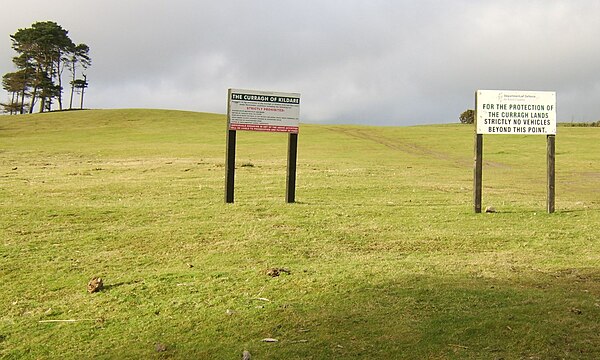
left=476, top=90, right=556, bottom=135
left=225, top=88, right=301, bottom=203
left=227, top=88, right=300, bottom=133
left=473, top=90, right=556, bottom=213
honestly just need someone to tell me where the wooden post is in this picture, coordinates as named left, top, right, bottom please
left=224, top=129, right=236, bottom=203
left=286, top=133, right=298, bottom=203
left=473, top=133, right=483, bottom=213
left=547, top=134, right=556, bottom=213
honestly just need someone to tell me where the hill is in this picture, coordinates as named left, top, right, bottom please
left=1, top=109, right=599, bottom=359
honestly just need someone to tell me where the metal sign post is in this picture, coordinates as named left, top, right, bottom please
left=224, top=128, right=236, bottom=203
left=286, top=133, right=299, bottom=203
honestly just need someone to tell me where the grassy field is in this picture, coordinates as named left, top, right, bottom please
left=1, top=109, right=599, bottom=359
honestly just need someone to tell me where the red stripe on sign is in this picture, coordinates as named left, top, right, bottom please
left=230, top=123, right=299, bottom=133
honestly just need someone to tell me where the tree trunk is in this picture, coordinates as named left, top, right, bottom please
left=29, top=85, right=37, bottom=114
left=9, top=92, right=16, bottom=115
left=56, top=50, right=63, bottom=111
left=20, top=87, right=26, bottom=114
left=80, top=74, right=86, bottom=109
left=69, top=59, right=75, bottom=109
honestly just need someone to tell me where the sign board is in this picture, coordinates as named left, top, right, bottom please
left=476, top=90, right=556, bottom=135
left=473, top=89, right=557, bottom=213
left=225, top=88, right=301, bottom=203
left=228, top=89, right=300, bottom=133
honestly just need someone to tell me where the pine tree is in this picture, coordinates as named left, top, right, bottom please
left=3, top=21, right=91, bottom=114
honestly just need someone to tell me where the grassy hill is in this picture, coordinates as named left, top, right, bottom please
left=1, top=109, right=599, bottom=359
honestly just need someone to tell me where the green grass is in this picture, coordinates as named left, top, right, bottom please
left=1, top=109, right=599, bottom=359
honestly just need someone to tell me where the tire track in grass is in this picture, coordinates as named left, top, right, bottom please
left=328, top=126, right=511, bottom=169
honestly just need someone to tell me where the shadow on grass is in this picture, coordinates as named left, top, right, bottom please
left=3, top=267, right=599, bottom=359
left=246, top=269, right=600, bottom=359
left=102, top=279, right=144, bottom=292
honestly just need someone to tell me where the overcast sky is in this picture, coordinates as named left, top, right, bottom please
left=1, top=0, right=599, bottom=125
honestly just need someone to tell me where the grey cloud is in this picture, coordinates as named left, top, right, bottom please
left=1, top=0, right=599, bottom=124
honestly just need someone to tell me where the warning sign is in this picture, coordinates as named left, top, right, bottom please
left=476, top=90, right=556, bottom=135
left=228, top=89, right=300, bottom=133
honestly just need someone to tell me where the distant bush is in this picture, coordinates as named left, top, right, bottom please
left=559, top=121, right=600, bottom=127
left=459, top=109, right=475, bottom=124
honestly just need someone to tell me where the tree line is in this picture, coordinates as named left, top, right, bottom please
left=1, top=21, right=91, bottom=115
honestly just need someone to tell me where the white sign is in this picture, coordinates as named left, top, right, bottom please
left=476, top=90, right=556, bottom=135
left=228, top=89, right=300, bottom=133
